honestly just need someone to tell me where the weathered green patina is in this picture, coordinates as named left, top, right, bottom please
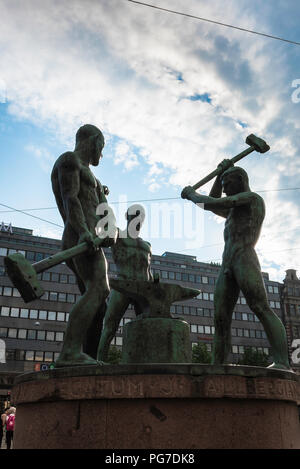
left=182, top=159, right=291, bottom=370
left=51, top=124, right=116, bottom=367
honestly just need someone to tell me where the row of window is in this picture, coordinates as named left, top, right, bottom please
left=0, top=247, right=52, bottom=262
left=231, top=345, right=270, bottom=355
left=0, top=327, right=64, bottom=342
left=0, top=285, right=80, bottom=304
left=267, top=285, right=279, bottom=294
left=171, top=305, right=214, bottom=318
left=191, top=324, right=266, bottom=340
left=287, top=287, right=300, bottom=297
left=0, top=258, right=77, bottom=286
left=0, top=306, right=69, bottom=322
left=155, top=269, right=216, bottom=285
left=286, top=304, right=300, bottom=316
left=171, top=305, right=262, bottom=323
left=232, top=327, right=267, bottom=339
left=293, top=325, right=300, bottom=338
left=191, top=342, right=270, bottom=356
left=191, top=324, right=215, bottom=335
left=5, top=349, right=59, bottom=363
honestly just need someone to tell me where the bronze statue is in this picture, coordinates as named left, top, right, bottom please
left=97, top=204, right=153, bottom=361
left=182, top=158, right=291, bottom=370
left=51, top=124, right=115, bottom=367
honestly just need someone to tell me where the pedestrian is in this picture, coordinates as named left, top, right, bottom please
left=5, top=407, right=16, bottom=450
left=0, top=404, right=6, bottom=449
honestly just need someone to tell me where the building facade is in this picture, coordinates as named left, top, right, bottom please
left=0, top=223, right=299, bottom=402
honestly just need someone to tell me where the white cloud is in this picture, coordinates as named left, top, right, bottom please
left=0, top=0, right=299, bottom=280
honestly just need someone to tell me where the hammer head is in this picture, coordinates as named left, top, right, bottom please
left=4, top=253, right=44, bottom=303
left=246, top=134, right=270, bottom=153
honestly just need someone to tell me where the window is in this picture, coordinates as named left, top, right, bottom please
left=46, top=331, right=55, bottom=341
left=48, top=311, right=56, bottom=321
left=242, top=313, right=248, bottom=321
left=3, top=287, right=12, bottom=296
left=69, top=275, right=76, bottom=284
left=51, top=273, right=59, bottom=282
left=115, top=337, right=123, bottom=346
left=10, top=308, right=19, bottom=318
left=25, top=351, right=34, bottom=361
left=204, top=326, right=211, bottom=334
left=39, top=310, right=47, bottom=320
left=182, top=273, right=188, bottom=281
left=189, top=274, right=195, bottom=283
left=20, top=309, right=29, bottom=319
left=202, top=276, right=208, bottom=284
left=44, top=352, right=54, bottom=362
left=175, top=272, right=181, bottom=281
left=203, top=293, right=209, bottom=300
left=161, top=271, right=168, bottom=279
left=273, top=286, right=279, bottom=294
left=57, top=312, right=65, bottom=322
left=35, top=351, right=44, bottom=362
left=26, top=251, right=35, bottom=261
left=18, top=329, right=27, bottom=339
left=41, top=291, right=49, bottom=300
left=37, top=330, right=46, bottom=341
left=12, top=288, right=21, bottom=297
left=35, top=252, right=44, bottom=262
left=8, top=328, right=17, bottom=338
left=169, top=272, right=175, bottom=280
left=30, top=309, right=38, bottom=319
left=191, top=325, right=197, bottom=333
left=27, top=330, right=37, bottom=340
left=198, top=325, right=204, bottom=333
left=1, top=307, right=9, bottom=316
left=60, top=274, right=68, bottom=283
left=0, top=247, right=7, bottom=256
left=0, top=328, right=7, bottom=337
left=42, top=272, right=51, bottom=281
left=49, top=292, right=58, bottom=301
left=58, top=293, right=66, bottom=302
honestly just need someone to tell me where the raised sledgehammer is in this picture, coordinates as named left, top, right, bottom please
left=191, top=133, right=270, bottom=191
left=4, top=231, right=117, bottom=303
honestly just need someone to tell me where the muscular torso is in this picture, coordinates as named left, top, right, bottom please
left=112, top=232, right=152, bottom=281
left=223, top=193, right=265, bottom=264
left=51, top=151, right=106, bottom=248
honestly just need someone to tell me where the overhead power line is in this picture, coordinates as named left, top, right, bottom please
left=0, top=186, right=299, bottom=214
left=126, top=0, right=300, bottom=46
left=0, top=203, right=63, bottom=229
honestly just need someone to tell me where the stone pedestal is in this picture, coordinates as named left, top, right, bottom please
left=122, top=318, right=191, bottom=363
left=11, top=364, right=300, bottom=449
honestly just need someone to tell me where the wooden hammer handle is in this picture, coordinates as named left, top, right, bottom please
left=192, top=146, right=254, bottom=191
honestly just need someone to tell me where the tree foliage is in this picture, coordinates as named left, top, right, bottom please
left=192, top=342, right=212, bottom=364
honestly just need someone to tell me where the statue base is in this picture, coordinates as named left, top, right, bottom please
left=122, top=317, right=191, bottom=363
left=11, top=364, right=300, bottom=449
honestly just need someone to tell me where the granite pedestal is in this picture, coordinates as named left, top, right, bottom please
left=11, top=364, right=300, bottom=449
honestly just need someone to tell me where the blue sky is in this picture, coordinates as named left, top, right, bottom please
left=1, top=0, right=300, bottom=281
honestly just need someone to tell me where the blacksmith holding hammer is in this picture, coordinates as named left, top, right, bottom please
left=182, top=154, right=290, bottom=370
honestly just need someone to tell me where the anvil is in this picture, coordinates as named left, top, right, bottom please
left=109, top=277, right=200, bottom=318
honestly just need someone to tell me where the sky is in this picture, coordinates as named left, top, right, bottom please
left=0, top=0, right=300, bottom=282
